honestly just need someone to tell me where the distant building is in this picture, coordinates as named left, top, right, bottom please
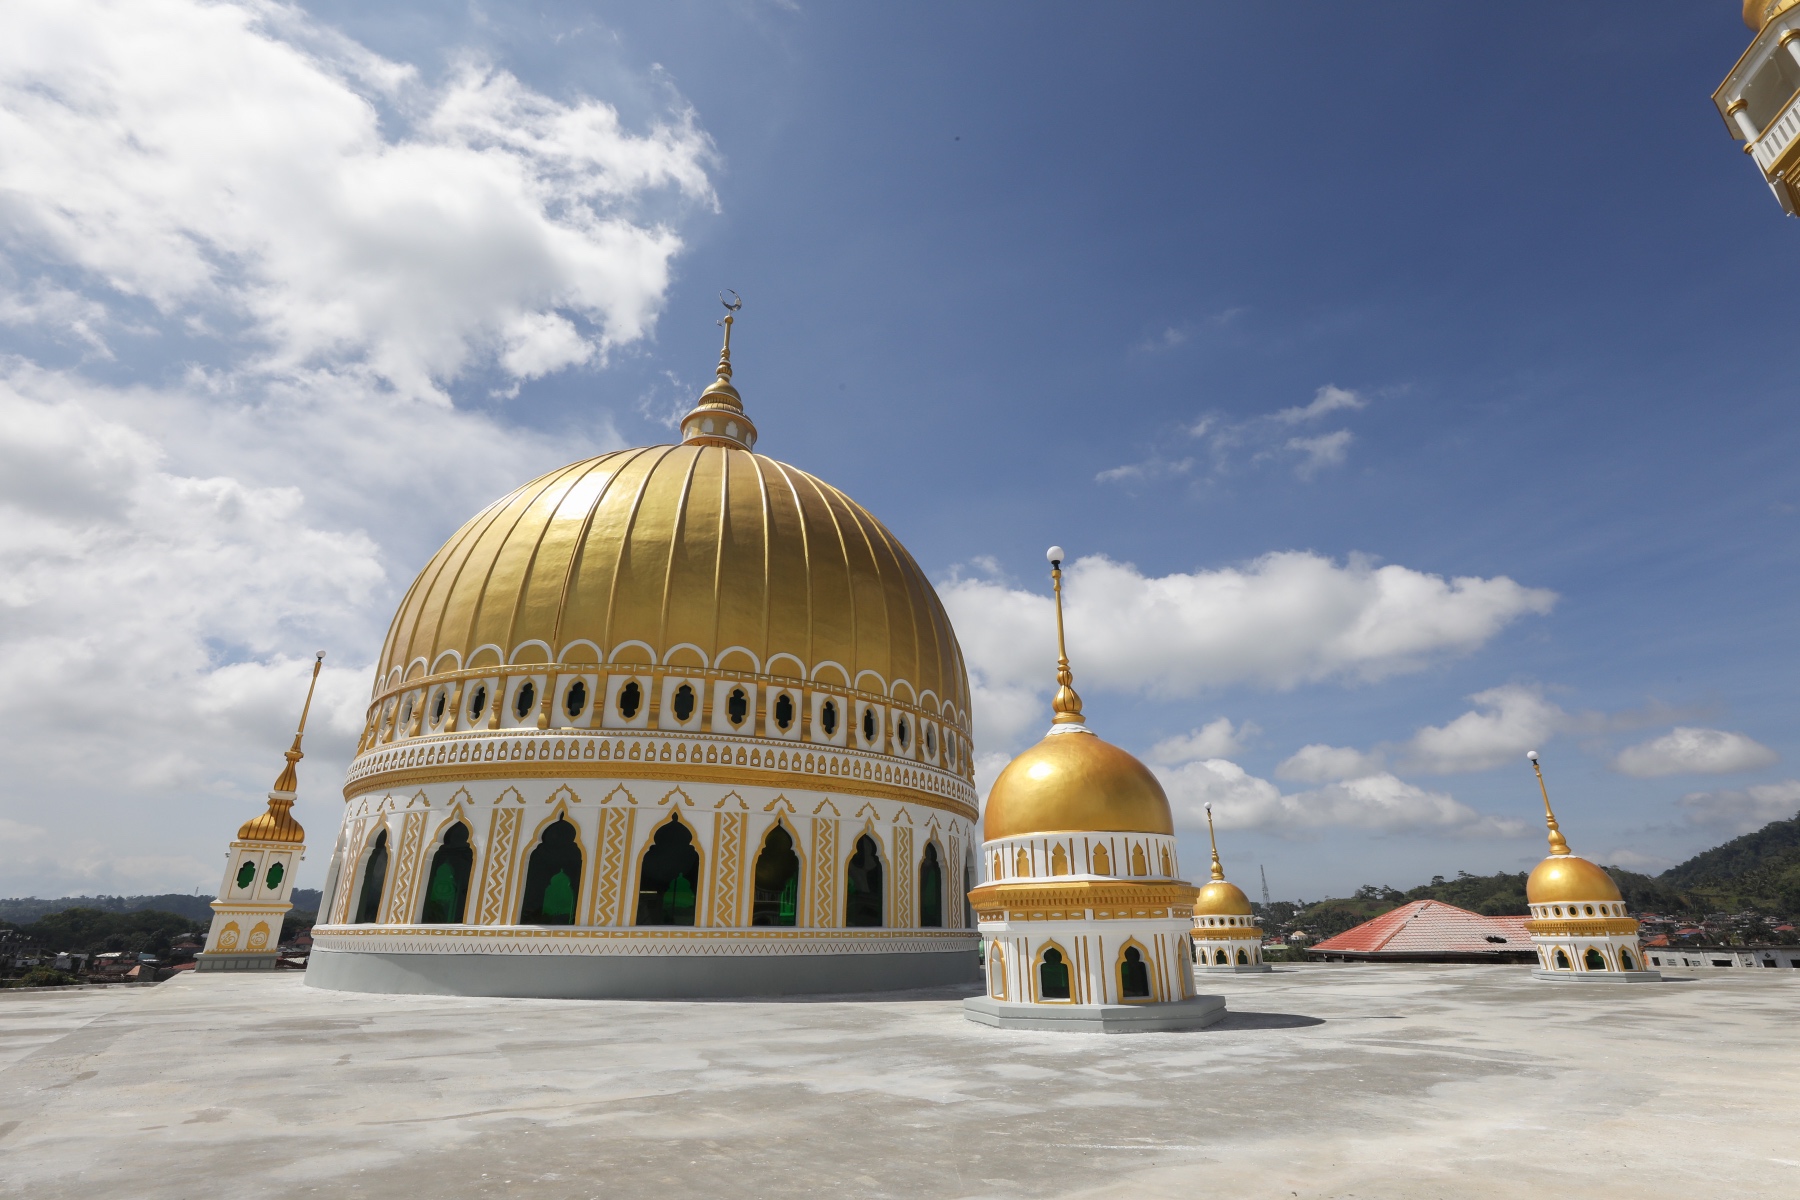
left=1646, top=945, right=1800, bottom=970
left=1307, top=900, right=1534, bottom=964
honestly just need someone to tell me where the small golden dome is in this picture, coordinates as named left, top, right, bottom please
left=239, top=796, right=305, bottom=844
left=1747, top=0, right=1800, bottom=29
left=983, top=730, right=1174, bottom=841
left=1194, top=878, right=1253, bottom=916
left=1526, top=853, right=1621, bottom=905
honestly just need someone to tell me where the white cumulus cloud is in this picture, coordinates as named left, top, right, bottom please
left=1676, top=780, right=1800, bottom=833
left=1397, top=684, right=1566, bottom=774
left=1614, top=728, right=1779, bottom=778
left=1149, top=719, right=1256, bottom=764
left=1276, top=743, right=1386, bottom=783
left=1154, top=759, right=1522, bottom=839
left=942, top=553, right=1555, bottom=750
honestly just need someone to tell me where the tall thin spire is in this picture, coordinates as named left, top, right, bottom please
left=680, top=291, right=759, bottom=450
left=1527, top=750, right=1570, bottom=856
left=271, top=652, right=326, bottom=793
left=1204, top=803, right=1225, bottom=882
left=1045, top=546, right=1084, bottom=725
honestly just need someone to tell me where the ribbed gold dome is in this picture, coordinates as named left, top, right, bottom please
left=375, top=444, right=969, bottom=716
left=1194, top=879, right=1253, bottom=916
left=983, top=730, right=1174, bottom=841
left=1526, top=853, right=1621, bottom=906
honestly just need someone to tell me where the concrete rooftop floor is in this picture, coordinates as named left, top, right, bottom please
left=0, top=964, right=1794, bottom=1199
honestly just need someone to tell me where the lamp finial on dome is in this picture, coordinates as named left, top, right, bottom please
left=1205, top=802, right=1225, bottom=882
left=1045, top=547, right=1084, bottom=726
left=680, top=292, right=759, bottom=451
left=1527, top=750, right=1571, bottom=856
left=271, top=652, right=325, bottom=794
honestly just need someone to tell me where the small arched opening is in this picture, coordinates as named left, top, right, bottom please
left=918, top=842, right=944, bottom=928
left=987, top=941, right=1007, bottom=999
left=637, top=814, right=700, bottom=925
left=519, top=817, right=581, bottom=925
left=1213, top=947, right=1229, bottom=966
left=846, top=834, right=884, bottom=927
left=1119, top=945, right=1152, bottom=1001
left=751, top=824, right=800, bottom=927
left=1620, top=948, right=1638, bottom=971
left=1584, top=947, right=1608, bottom=971
left=1236, top=947, right=1250, bottom=965
left=1037, top=945, right=1071, bottom=1001
left=420, top=822, right=474, bottom=924
left=353, top=830, right=390, bottom=925
left=1554, top=948, right=1572, bottom=970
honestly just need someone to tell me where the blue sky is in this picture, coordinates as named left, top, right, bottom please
left=1, top=1, right=1792, bottom=899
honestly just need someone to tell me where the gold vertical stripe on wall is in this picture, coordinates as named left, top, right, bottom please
left=475, top=807, right=522, bottom=925
left=812, top=817, right=838, bottom=928
left=947, top=832, right=963, bottom=928
left=711, top=811, right=744, bottom=927
left=893, top=824, right=913, bottom=928
left=593, top=807, right=634, bottom=926
left=329, top=817, right=369, bottom=924
left=386, top=810, right=428, bottom=923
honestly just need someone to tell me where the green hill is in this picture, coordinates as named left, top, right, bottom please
left=1657, top=810, right=1800, bottom=914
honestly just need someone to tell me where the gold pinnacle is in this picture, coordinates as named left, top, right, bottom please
left=1047, top=550, right=1084, bottom=725
left=1529, top=752, right=1571, bottom=856
left=271, top=653, right=325, bottom=794
left=1205, top=802, right=1225, bottom=882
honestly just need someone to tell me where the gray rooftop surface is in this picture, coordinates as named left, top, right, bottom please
left=0, top=964, right=1794, bottom=1199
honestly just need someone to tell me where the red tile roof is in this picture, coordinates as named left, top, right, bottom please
left=1310, top=900, right=1532, bottom=956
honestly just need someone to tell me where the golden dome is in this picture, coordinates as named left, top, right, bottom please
left=1746, top=0, right=1800, bottom=29
left=375, top=444, right=967, bottom=716
left=1526, top=853, right=1621, bottom=906
left=239, top=797, right=305, bottom=844
left=983, top=730, right=1174, bottom=841
left=1194, top=878, right=1253, bottom=916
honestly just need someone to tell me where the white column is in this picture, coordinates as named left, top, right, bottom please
left=1729, top=99, right=1761, bottom=143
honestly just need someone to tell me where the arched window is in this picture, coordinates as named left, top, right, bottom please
left=468, top=683, right=487, bottom=721
left=671, top=683, right=696, bottom=722
left=726, top=687, right=749, bottom=727
left=1584, top=947, right=1607, bottom=971
left=1620, top=948, right=1637, bottom=971
left=1214, top=947, right=1228, bottom=966
left=564, top=680, right=588, bottom=719
left=264, top=861, right=284, bottom=890
left=1554, top=948, right=1572, bottom=970
left=420, top=822, right=474, bottom=924
left=1119, top=946, right=1151, bottom=1000
left=618, top=679, right=642, bottom=720
left=1092, top=844, right=1111, bottom=874
left=1038, top=947, right=1071, bottom=1000
left=919, top=842, right=943, bottom=928
left=988, top=942, right=1007, bottom=999
left=1050, top=844, right=1069, bottom=876
left=1236, top=947, right=1249, bottom=965
left=846, top=834, right=884, bottom=927
left=520, top=817, right=582, bottom=925
left=353, top=830, right=389, bottom=925
left=235, top=860, right=256, bottom=890
left=636, top=815, right=700, bottom=925
left=774, top=692, right=795, bottom=731
left=514, top=680, right=536, bottom=720
left=751, top=824, right=800, bottom=927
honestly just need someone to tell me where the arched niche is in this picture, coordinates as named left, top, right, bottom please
left=636, top=814, right=700, bottom=926
left=420, top=821, right=474, bottom=924
left=918, top=841, right=944, bottom=928
left=1118, top=941, right=1153, bottom=1001
left=751, top=823, right=800, bottom=927
left=519, top=816, right=582, bottom=925
left=845, top=833, right=885, bottom=928
left=353, top=829, right=390, bottom=925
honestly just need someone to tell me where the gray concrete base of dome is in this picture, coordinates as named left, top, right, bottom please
left=1531, top=968, right=1664, bottom=983
left=962, top=993, right=1226, bottom=1033
left=194, top=953, right=280, bottom=972
left=1196, top=962, right=1273, bottom=974
left=305, top=946, right=980, bottom=999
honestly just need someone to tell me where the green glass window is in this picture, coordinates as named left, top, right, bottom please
left=235, top=861, right=256, bottom=890
left=1039, top=948, right=1070, bottom=1000
left=354, top=831, right=389, bottom=925
left=1120, top=946, right=1151, bottom=999
left=918, top=842, right=943, bottom=928
left=636, top=815, right=700, bottom=926
left=264, top=861, right=284, bottom=891
left=420, top=823, right=474, bottom=923
left=1584, top=947, right=1607, bottom=970
left=519, top=818, right=582, bottom=925
left=751, top=825, right=800, bottom=927
left=845, top=834, right=884, bottom=927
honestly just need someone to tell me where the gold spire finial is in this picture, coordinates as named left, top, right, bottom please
left=1527, top=750, right=1570, bottom=856
left=1045, top=546, right=1084, bottom=725
left=1205, top=802, right=1225, bottom=882
left=680, top=292, right=758, bottom=450
left=271, top=652, right=325, bottom=794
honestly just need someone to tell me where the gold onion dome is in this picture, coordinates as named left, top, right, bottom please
left=239, top=652, right=323, bottom=844
left=373, top=305, right=969, bottom=726
left=1746, top=0, right=1800, bottom=29
left=982, top=547, right=1174, bottom=841
left=1193, top=804, right=1252, bottom=916
left=1523, top=751, right=1621, bottom=906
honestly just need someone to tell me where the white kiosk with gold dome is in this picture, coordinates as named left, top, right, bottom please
left=1523, top=752, right=1660, bottom=983
left=963, top=549, right=1226, bottom=1032
left=307, top=306, right=982, bottom=997
left=1191, top=804, right=1270, bottom=973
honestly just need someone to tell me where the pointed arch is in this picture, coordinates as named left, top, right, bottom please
left=518, top=812, right=582, bottom=925
left=986, top=940, right=1007, bottom=999
left=352, top=825, right=391, bottom=925
left=845, top=831, right=885, bottom=927
left=637, top=812, right=702, bottom=926
left=918, top=839, right=944, bottom=928
left=751, top=819, right=801, bottom=927
left=1117, top=939, right=1155, bottom=1002
left=1035, top=940, right=1073, bottom=1002
left=419, top=819, right=475, bottom=924
left=1092, top=843, right=1112, bottom=875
